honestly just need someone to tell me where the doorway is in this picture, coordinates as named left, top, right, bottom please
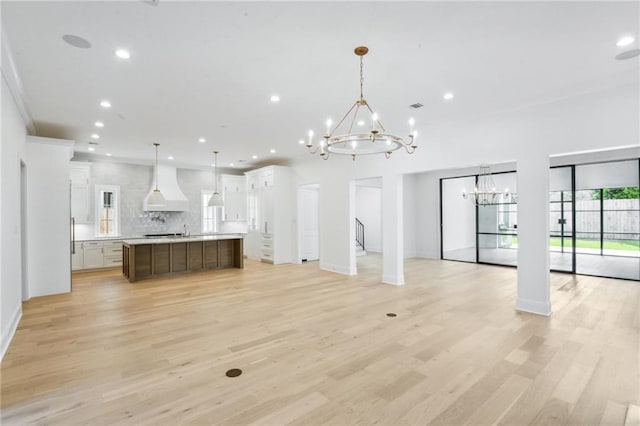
left=298, top=184, right=319, bottom=262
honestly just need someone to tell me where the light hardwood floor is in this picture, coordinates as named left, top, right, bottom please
left=1, top=255, right=639, bottom=425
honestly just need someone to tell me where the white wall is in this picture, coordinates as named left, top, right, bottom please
left=355, top=185, right=382, bottom=252
left=26, top=137, right=73, bottom=298
left=403, top=174, right=418, bottom=258
left=1, top=75, right=28, bottom=360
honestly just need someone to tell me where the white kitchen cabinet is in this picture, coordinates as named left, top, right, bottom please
left=70, top=162, right=91, bottom=223
left=221, top=174, right=246, bottom=222
left=244, top=166, right=292, bottom=264
left=83, top=241, right=104, bottom=269
left=72, top=242, right=84, bottom=271
left=72, top=240, right=124, bottom=271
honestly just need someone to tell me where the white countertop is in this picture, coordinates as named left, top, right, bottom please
left=122, top=234, right=244, bottom=245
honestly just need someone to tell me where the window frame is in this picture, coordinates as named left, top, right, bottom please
left=95, top=184, right=120, bottom=237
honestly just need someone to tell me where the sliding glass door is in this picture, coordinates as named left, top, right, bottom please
left=575, top=160, right=639, bottom=280
left=549, top=167, right=574, bottom=272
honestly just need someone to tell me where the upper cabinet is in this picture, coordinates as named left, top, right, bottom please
left=70, top=162, right=91, bottom=223
left=221, top=174, right=246, bottom=222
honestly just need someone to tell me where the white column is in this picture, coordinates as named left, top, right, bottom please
left=382, top=173, right=404, bottom=285
left=516, top=154, right=551, bottom=316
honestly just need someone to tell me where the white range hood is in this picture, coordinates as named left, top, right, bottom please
left=143, top=165, right=189, bottom=212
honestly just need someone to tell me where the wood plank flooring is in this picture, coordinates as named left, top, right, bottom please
left=1, top=255, right=639, bottom=425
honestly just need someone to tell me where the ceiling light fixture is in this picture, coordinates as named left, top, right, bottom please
left=147, top=143, right=166, bottom=207
left=106, top=153, right=112, bottom=156
left=91, top=133, right=100, bottom=139
left=168, top=156, right=174, bottom=160
left=303, top=46, right=417, bottom=161
left=252, top=155, right=258, bottom=159
left=88, top=147, right=95, bottom=152
left=208, top=151, right=224, bottom=207
left=617, top=36, right=635, bottom=47
left=270, top=95, right=280, bottom=102
left=115, top=49, right=131, bottom=59
left=462, top=164, right=510, bottom=207
left=270, top=149, right=276, bottom=154
left=198, top=138, right=206, bottom=143
left=443, top=92, right=455, bottom=100
left=94, top=121, right=104, bottom=128
left=100, top=100, right=111, bottom=108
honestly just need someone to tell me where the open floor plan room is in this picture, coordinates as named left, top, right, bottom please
left=2, top=257, right=638, bottom=425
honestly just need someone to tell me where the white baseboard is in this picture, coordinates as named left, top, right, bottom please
left=516, top=297, right=552, bottom=316
left=320, top=261, right=357, bottom=276
left=1, top=304, right=22, bottom=362
left=382, top=273, right=405, bottom=286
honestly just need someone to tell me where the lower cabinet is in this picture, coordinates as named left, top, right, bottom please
left=72, top=240, right=123, bottom=271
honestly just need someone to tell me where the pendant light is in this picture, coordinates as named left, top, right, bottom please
left=147, top=143, right=166, bottom=207
left=208, top=150, right=224, bottom=207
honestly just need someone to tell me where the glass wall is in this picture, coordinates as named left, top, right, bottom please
left=549, top=167, right=574, bottom=272
left=477, top=172, right=518, bottom=266
left=441, top=176, right=476, bottom=262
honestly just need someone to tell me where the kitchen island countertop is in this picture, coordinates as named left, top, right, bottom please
left=122, top=234, right=243, bottom=246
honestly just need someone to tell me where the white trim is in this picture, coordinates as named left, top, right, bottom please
left=1, top=305, right=22, bottom=362
left=515, top=297, right=552, bottom=316
left=1, top=29, right=36, bottom=135
left=320, top=261, right=357, bottom=276
left=382, top=274, right=405, bottom=286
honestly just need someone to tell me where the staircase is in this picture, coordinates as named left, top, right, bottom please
left=355, top=218, right=366, bottom=257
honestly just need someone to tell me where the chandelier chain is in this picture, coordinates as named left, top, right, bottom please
left=359, top=55, right=364, bottom=101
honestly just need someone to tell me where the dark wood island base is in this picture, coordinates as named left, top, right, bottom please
left=122, top=236, right=243, bottom=282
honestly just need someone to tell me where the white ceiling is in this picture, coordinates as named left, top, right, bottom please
left=2, top=1, right=638, bottom=170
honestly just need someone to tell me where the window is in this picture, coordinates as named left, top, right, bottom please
left=201, top=190, right=219, bottom=233
left=95, top=185, right=120, bottom=237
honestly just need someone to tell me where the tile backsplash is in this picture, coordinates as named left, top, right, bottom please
left=73, top=160, right=246, bottom=240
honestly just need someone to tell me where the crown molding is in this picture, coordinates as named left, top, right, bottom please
left=1, top=28, right=37, bottom=135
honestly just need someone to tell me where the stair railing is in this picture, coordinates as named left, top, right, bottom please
left=355, top=218, right=365, bottom=251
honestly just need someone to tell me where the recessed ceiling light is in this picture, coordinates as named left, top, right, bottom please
left=100, top=100, right=111, bottom=108
left=106, top=153, right=112, bottom=156
left=88, top=147, right=95, bottom=152
left=357, top=120, right=365, bottom=126
left=198, top=138, right=206, bottom=143
left=270, top=95, right=280, bottom=102
left=168, top=156, right=174, bottom=160
left=211, top=163, right=216, bottom=167
left=115, top=49, right=131, bottom=59
left=252, top=155, right=258, bottom=159
left=91, top=133, right=100, bottom=139
left=270, top=149, right=276, bottom=154
left=298, top=139, right=305, bottom=145
left=62, top=34, right=91, bottom=49
left=94, top=121, right=104, bottom=128
left=229, top=163, right=235, bottom=167
left=443, top=92, right=455, bottom=100
left=617, top=36, right=635, bottom=47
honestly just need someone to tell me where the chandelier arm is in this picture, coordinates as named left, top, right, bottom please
left=307, top=144, right=323, bottom=155
left=332, top=101, right=359, bottom=137
left=347, top=103, right=361, bottom=135
left=362, top=101, right=386, bottom=133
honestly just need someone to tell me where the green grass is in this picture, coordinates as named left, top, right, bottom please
left=512, top=237, right=639, bottom=251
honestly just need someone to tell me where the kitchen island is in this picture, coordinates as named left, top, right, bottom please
left=122, top=234, right=243, bottom=282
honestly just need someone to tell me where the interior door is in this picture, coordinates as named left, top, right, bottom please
left=300, top=187, right=319, bottom=261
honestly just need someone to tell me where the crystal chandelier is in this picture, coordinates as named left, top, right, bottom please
left=304, top=46, right=418, bottom=161
left=462, top=164, right=510, bottom=206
